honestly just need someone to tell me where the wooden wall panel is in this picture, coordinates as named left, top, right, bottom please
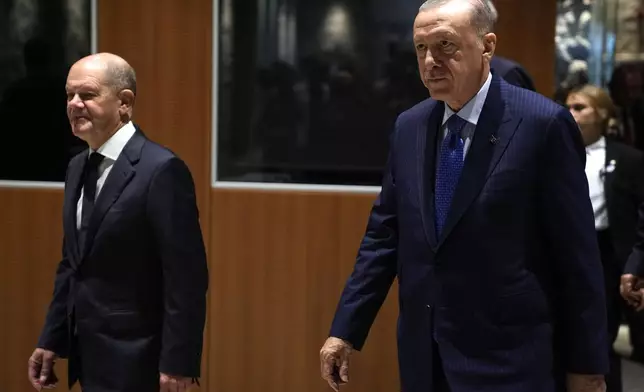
left=0, top=189, right=76, bottom=391
left=96, top=0, right=212, bottom=217
left=493, top=0, right=557, bottom=97
left=209, top=189, right=399, bottom=392
left=97, top=0, right=213, bottom=389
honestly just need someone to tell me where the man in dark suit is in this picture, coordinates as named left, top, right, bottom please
left=27, top=53, right=208, bottom=392
left=566, top=84, right=644, bottom=391
left=622, top=204, right=644, bottom=310
left=483, top=0, right=536, bottom=91
left=622, top=202, right=644, bottom=362
left=319, top=1, right=608, bottom=392
left=490, top=56, right=536, bottom=91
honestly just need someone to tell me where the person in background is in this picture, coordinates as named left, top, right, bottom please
left=485, top=0, right=536, bottom=91
left=608, top=61, right=644, bottom=149
left=621, top=202, right=644, bottom=363
left=490, top=55, right=536, bottom=91
left=554, top=60, right=590, bottom=105
left=319, top=1, right=608, bottom=391
left=566, top=84, right=644, bottom=392
left=622, top=203, right=644, bottom=314
left=27, top=53, right=208, bottom=392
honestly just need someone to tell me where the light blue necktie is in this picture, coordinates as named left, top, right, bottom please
left=435, top=115, right=467, bottom=237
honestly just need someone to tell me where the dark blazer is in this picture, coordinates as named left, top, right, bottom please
left=626, top=201, right=644, bottom=277
left=37, top=128, right=209, bottom=391
left=491, top=56, right=536, bottom=92
left=329, top=74, right=608, bottom=392
left=604, top=140, right=644, bottom=267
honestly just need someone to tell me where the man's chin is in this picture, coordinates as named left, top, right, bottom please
left=426, top=80, right=452, bottom=96
left=71, top=125, right=92, bottom=140
left=427, top=87, right=451, bottom=101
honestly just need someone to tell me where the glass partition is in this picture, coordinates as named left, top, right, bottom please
left=0, top=0, right=93, bottom=182
left=554, top=0, right=618, bottom=96
left=215, top=0, right=427, bottom=186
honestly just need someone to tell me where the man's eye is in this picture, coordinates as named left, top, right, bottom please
left=416, top=44, right=427, bottom=51
left=440, top=40, right=451, bottom=47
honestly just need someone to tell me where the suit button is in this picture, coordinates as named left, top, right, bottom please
left=426, top=304, right=431, bottom=309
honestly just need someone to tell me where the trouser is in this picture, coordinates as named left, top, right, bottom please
left=432, top=339, right=451, bottom=392
left=598, top=229, right=623, bottom=392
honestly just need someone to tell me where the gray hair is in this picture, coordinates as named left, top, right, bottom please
left=106, top=60, right=137, bottom=96
left=419, top=0, right=497, bottom=35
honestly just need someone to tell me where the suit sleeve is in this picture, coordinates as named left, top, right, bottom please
left=625, top=201, right=644, bottom=277
left=37, top=239, right=73, bottom=358
left=38, top=163, right=75, bottom=357
left=613, top=149, right=644, bottom=266
left=329, top=121, right=399, bottom=351
left=147, top=157, right=208, bottom=378
left=538, top=108, right=609, bottom=374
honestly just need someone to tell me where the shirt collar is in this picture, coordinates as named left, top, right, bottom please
left=91, top=121, right=136, bottom=161
left=442, top=71, right=492, bottom=127
left=586, top=136, right=606, bottom=152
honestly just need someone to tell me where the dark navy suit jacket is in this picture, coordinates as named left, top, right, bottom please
left=330, top=74, right=609, bottom=392
left=491, top=56, right=536, bottom=92
left=38, top=128, right=208, bottom=391
left=626, top=201, right=644, bottom=277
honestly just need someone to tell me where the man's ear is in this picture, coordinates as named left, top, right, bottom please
left=118, top=89, right=135, bottom=116
left=482, top=32, right=497, bottom=61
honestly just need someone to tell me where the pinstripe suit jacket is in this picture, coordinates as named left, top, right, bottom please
left=329, top=73, right=609, bottom=392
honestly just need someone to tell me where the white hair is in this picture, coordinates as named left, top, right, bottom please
left=418, top=0, right=497, bottom=34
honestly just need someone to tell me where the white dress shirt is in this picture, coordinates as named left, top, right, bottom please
left=584, top=136, right=609, bottom=230
left=440, top=71, right=492, bottom=160
left=76, top=121, right=136, bottom=229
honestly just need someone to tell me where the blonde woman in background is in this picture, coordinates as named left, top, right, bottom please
left=566, top=85, right=644, bottom=391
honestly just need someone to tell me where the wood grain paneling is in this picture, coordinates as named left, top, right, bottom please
left=96, top=0, right=212, bottom=216
left=97, top=0, right=213, bottom=389
left=0, top=189, right=77, bottom=390
left=494, top=0, right=557, bottom=96
left=209, top=188, right=399, bottom=392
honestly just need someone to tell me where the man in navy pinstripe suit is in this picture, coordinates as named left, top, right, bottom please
left=319, top=1, right=609, bottom=391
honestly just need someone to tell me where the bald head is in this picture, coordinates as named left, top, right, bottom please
left=66, top=53, right=137, bottom=149
left=73, top=53, right=137, bottom=96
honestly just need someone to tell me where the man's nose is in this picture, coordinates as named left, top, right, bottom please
left=425, top=50, right=438, bottom=69
left=67, top=94, right=83, bottom=107
left=424, top=51, right=436, bottom=68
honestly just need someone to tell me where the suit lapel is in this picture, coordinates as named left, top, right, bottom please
left=79, top=131, right=145, bottom=258
left=64, top=150, right=88, bottom=267
left=437, top=76, right=521, bottom=247
left=418, top=101, right=444, bottom=250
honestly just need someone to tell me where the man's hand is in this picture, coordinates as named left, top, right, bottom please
left=566, top=373, right=606, bottom=392
left=319, top=337, right=352, bottom=391
left=159, top=373, right=193, bottom=392
left=28, top=348, right=59, bottom=390
left=620, top=274, right=644, bottom=311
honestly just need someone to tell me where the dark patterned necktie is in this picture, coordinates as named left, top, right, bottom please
left=78, top=152, right=104, bottom=251
left=435, top=115, right=467, bottom=237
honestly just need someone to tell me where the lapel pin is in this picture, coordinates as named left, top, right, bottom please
left=489, top=135, right=499, bottom=145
